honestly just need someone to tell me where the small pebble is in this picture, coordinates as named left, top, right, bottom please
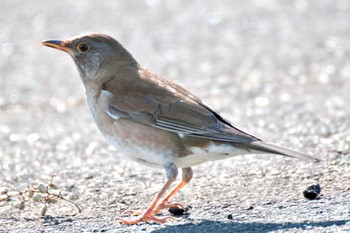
left=303, top=184, right=321, bottom=200
left=168, top=206, right=187, bottom=215
left=227, top=214, right=233, bottom=220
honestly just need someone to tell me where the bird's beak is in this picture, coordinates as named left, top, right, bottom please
left=41, top=40, right=72, bottom=54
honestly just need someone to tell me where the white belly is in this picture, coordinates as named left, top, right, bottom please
left=174, top=141, right=252, bottom=168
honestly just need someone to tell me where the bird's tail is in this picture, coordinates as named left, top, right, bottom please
left=248, top=141, right=321, bottom=161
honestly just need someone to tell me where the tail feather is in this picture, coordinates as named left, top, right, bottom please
left=248, top=141, right=321, bottom=161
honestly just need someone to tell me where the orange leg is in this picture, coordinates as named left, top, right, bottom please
left=116, top=164, right=179, bottom=224
left=153, top=167, right=193, bottom=214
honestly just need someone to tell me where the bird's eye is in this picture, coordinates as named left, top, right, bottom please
left=77, top=42, right=89, bottom=52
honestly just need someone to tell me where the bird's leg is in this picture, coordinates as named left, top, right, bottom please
left=153, top=167, right=193, bottom=214
left=116, top=164, right=178, bottom=224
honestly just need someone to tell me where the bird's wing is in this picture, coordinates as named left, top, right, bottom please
left=102, top=71, right=259, bottom=143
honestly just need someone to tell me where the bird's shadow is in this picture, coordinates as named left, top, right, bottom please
left=152, top=219, right=349, bottom=233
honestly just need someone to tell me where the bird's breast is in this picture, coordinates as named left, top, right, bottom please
left=85, top=90, right=187, bottom=168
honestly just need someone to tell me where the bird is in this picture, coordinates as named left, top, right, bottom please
left=41, top=33, right=320, bottom=224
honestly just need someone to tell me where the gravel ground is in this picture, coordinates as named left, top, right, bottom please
left=1, top=1, right=350, bottom=232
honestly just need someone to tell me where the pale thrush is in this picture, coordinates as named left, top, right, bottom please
left=42, top=33, right=319, bottom=224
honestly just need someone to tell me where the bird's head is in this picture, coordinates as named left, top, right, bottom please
left=42, top=33, right=137, bottom=84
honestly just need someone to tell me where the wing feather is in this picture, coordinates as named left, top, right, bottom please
left=102, top=86, right=258, bottom=143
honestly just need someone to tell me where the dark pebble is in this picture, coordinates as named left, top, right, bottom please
left=303, top=184, right=321, bottom=200
left=168, top=206, right=187, bottom=215
left=227, top=214, right=233, bottom=220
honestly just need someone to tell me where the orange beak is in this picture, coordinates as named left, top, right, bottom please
left=41, top=40, right=72, bottom=54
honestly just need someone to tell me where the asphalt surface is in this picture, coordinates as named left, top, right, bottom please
left=0, top=1, right=350, bottom=232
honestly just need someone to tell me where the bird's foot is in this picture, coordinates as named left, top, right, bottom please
left=116, top=210, right=176, bottom=224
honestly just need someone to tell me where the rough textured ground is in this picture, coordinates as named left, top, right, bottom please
left=1, top=0, right=350, bottom=232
